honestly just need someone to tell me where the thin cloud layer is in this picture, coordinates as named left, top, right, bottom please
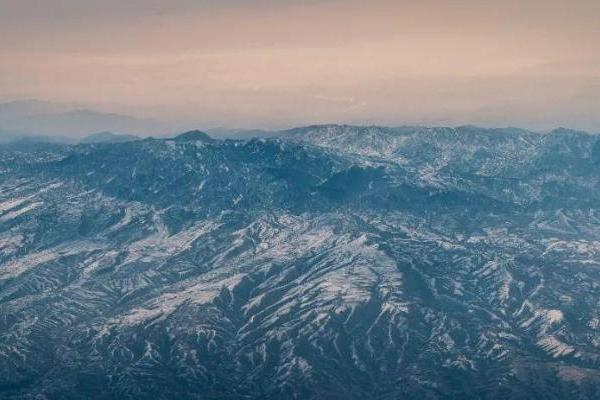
left=1, top=0, right=599, bottom=130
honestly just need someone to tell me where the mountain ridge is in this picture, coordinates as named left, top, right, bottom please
left=80, top=132, right=142, bottom=144
left=1, top=124, right=600, bottom=399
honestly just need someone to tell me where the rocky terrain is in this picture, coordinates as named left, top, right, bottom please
left=1, top=125, right=600, bottom=399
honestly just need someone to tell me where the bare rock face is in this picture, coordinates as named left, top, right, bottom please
left=1, top=126, right=600, bottom=399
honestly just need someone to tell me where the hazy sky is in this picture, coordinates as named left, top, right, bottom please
left=1, top=0, right=599, bottom=130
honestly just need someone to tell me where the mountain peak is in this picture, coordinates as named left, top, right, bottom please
left=173, top=130, right=216, bottom=143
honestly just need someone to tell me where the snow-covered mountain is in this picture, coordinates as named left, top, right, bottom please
left=1, top=126, right=600, bottom=399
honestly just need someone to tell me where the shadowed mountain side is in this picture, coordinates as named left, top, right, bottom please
left=1, top=125, right=600, bottom=399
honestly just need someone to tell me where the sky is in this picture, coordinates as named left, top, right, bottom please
left=1, top=0, right=599, bottom=131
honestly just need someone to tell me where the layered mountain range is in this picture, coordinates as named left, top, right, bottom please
left=1, top=125, right=600, bottom=399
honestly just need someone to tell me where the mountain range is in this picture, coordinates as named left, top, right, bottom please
left=1, top=125, right=600, bottom=399
left=0, top=100, right=171, bottom=139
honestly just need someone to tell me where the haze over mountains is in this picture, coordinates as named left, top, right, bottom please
left=1, top=99, right=598, bottom=146
left=2, top=0, right=599, bottom=398
left=0, top=100, right=283, bottom=144
left=0, top=100, right=173, bottom=140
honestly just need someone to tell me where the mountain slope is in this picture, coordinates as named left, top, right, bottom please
left=1, top=127, right=600, bottom=399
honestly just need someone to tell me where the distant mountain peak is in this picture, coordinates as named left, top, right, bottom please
left=80, top=131, right=141, bottom=144
left=173, top=130, right=216, bottom=143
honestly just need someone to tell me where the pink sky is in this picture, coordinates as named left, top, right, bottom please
left=1, top=0, right=599, bottom=130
